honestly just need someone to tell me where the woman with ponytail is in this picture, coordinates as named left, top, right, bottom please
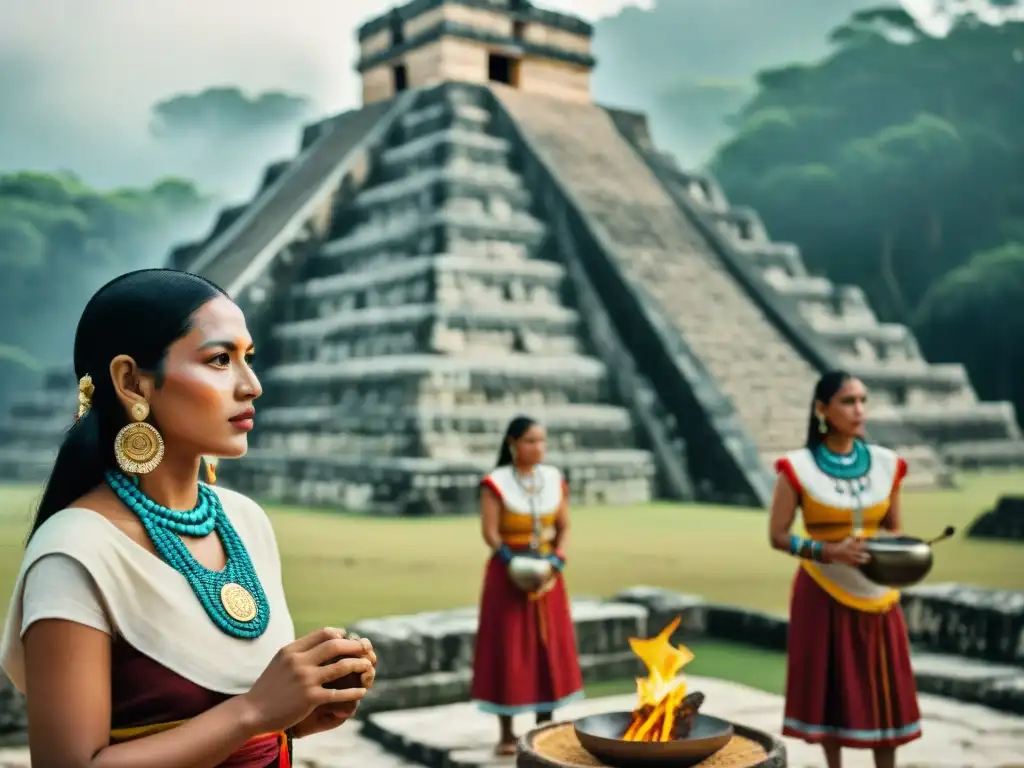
left=769, top=370, right=920, bottom=768
left=470, top=415, right=583, bottom=756
left=1, top=269, right=376, bottom=767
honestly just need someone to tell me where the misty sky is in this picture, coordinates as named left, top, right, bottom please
left=0, top=0, right=978, bottom=193
left=0, top=0, right=648, bottom=189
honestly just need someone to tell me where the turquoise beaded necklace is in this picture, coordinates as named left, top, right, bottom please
left=105, top=470, right=270, bottom=639
left=813, top=438, right=871, bottom=480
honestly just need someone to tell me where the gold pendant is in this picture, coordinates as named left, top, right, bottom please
left=220, top=582, right=258, bottom=623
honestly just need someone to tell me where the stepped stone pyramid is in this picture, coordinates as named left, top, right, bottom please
left=2, top=0, right=1022, bottom=512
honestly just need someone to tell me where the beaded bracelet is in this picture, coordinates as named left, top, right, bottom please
left=495, top=544, right=514, bottom=563
left=788, top=534, right=825, bottom=562
left=546, top=552, right=566, bottom=571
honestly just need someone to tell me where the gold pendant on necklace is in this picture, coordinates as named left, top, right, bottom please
left=220, top=582, right=258, bottom=623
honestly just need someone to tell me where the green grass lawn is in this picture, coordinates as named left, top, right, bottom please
left=2, top=471, right=1022, bottom=637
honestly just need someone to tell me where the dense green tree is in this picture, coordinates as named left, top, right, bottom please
left=914, top=242, right=1024, bottom=410
left=592, top=0, right=879, bottom=164
left=0, top=172, right=211, bottom=404
left=710, top=8, right=1024, bottom=315
left=594, top=1, right=1024, bottom=165
left=707, top=5, right=1024, bottom=411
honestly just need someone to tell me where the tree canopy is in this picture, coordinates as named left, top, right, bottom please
left=150, top=86, right=313, bottom=144
left=592, top=0, right=879, bottom=164
left=0, top=172, right=211, bottom=404
left=915, top=242, right=1024, bottom=404
left=708, top=5, right=1024, bottom=417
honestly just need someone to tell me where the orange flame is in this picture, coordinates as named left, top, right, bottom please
left=621, top=616, right=694, bottom=742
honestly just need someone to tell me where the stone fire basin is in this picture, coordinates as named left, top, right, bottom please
left=518, top=717, right=784, bottom=767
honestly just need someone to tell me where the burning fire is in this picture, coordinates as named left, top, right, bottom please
left=622, top=616, right=702, bottom=742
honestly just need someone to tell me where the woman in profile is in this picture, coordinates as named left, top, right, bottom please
left=470, top=415, right=583, bottom=755
left=769, top=370, right=921, bottom=768
left=1, top=269, right=376, bottom=768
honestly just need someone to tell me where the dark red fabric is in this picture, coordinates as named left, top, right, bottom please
left=783, top=569, right=922, bottom=749
left=892, top=457, right=909, bottom=493
left=480, top=475, right=502, bottom=499
left=774, top=457, right=802, bottom=494
left=470, top=554, right=583, bottom=712
left=110, top=638, right=281, bottom=766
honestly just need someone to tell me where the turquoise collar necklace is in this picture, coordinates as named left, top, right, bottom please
left=812, top=439, right=871, bottom=480
left=105, top=470, right=270, bottom=639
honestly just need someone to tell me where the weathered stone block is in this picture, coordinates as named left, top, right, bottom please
left=611, top=585, right=708, bottom=640
left=968, top=495, right=1024, bottom=541
left=351, top=607, right=477, bottom=680
left=359, top=650, right=640, bottom=717
left=902, top=583, right=1024, bottom=665
left=571, top=599, right=646, bottom=656
left=704, top=605, right=788, bottom=651
left=911, top=652, right=1024, bottom=709
left=978, top=673, right=1024, bottom=715
left=362, top=669, right=471, bottom=715
left=350, top=598, right=646, bottom=682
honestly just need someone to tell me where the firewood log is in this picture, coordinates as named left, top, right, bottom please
left=670, top=692, right=706, bottom=739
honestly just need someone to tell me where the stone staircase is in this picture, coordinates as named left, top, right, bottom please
left=183, top=98, right=399, bottom=288
left=644, top=152, right=1024, bottom=473
left=222, top=84, right=659, bottom=514
left=491, top=87, right=946, bottom=489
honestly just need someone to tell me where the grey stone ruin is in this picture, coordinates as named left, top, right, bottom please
left=967, top=495, right=1024, bottom=542
left=1, top=0, right=1023, bottom=511
left=0, top=369, right=77, bottom=482
left=225, top=81, right=661, bottom=514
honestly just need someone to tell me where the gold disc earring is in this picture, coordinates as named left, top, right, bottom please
left=114, top=400, right=165, bottom=475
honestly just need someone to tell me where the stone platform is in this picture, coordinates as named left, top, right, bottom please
left=294, top=721, right=422, bottom=768
left=346, top=587, right=1024, bottom=718
left=361, top=676, right=1024, bottom=768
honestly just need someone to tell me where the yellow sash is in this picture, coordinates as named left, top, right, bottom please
left=801, top=560, right=900, bottom=613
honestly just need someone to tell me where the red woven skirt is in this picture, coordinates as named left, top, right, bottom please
left=783, top=568, right=922, bottom=749
left=470, top=555, right=584, bottom=714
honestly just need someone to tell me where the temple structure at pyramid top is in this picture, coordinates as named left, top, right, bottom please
left=356, top=0, right=595, bottom=105
left=3, top=0, right=1023, bottom=513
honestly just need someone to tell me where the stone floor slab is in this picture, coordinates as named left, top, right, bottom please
left=293, top=721, right=424, bottom=768
left=0, top=747, right=28, bottom=768
left=4, top=674, right=1024, bottom=767
left=365, top=675, right=1024, bottom=768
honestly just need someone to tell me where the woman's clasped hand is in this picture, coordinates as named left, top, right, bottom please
left=240, top=627, right=377, bottom=736
left=824, top=537, right=870, bottom=566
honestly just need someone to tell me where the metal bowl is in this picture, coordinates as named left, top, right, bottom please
left=859, top=535, right=935, bottom=588
left=573, top=711, right=733, bottom=767
left=507, top=555, right=552, bottom=592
